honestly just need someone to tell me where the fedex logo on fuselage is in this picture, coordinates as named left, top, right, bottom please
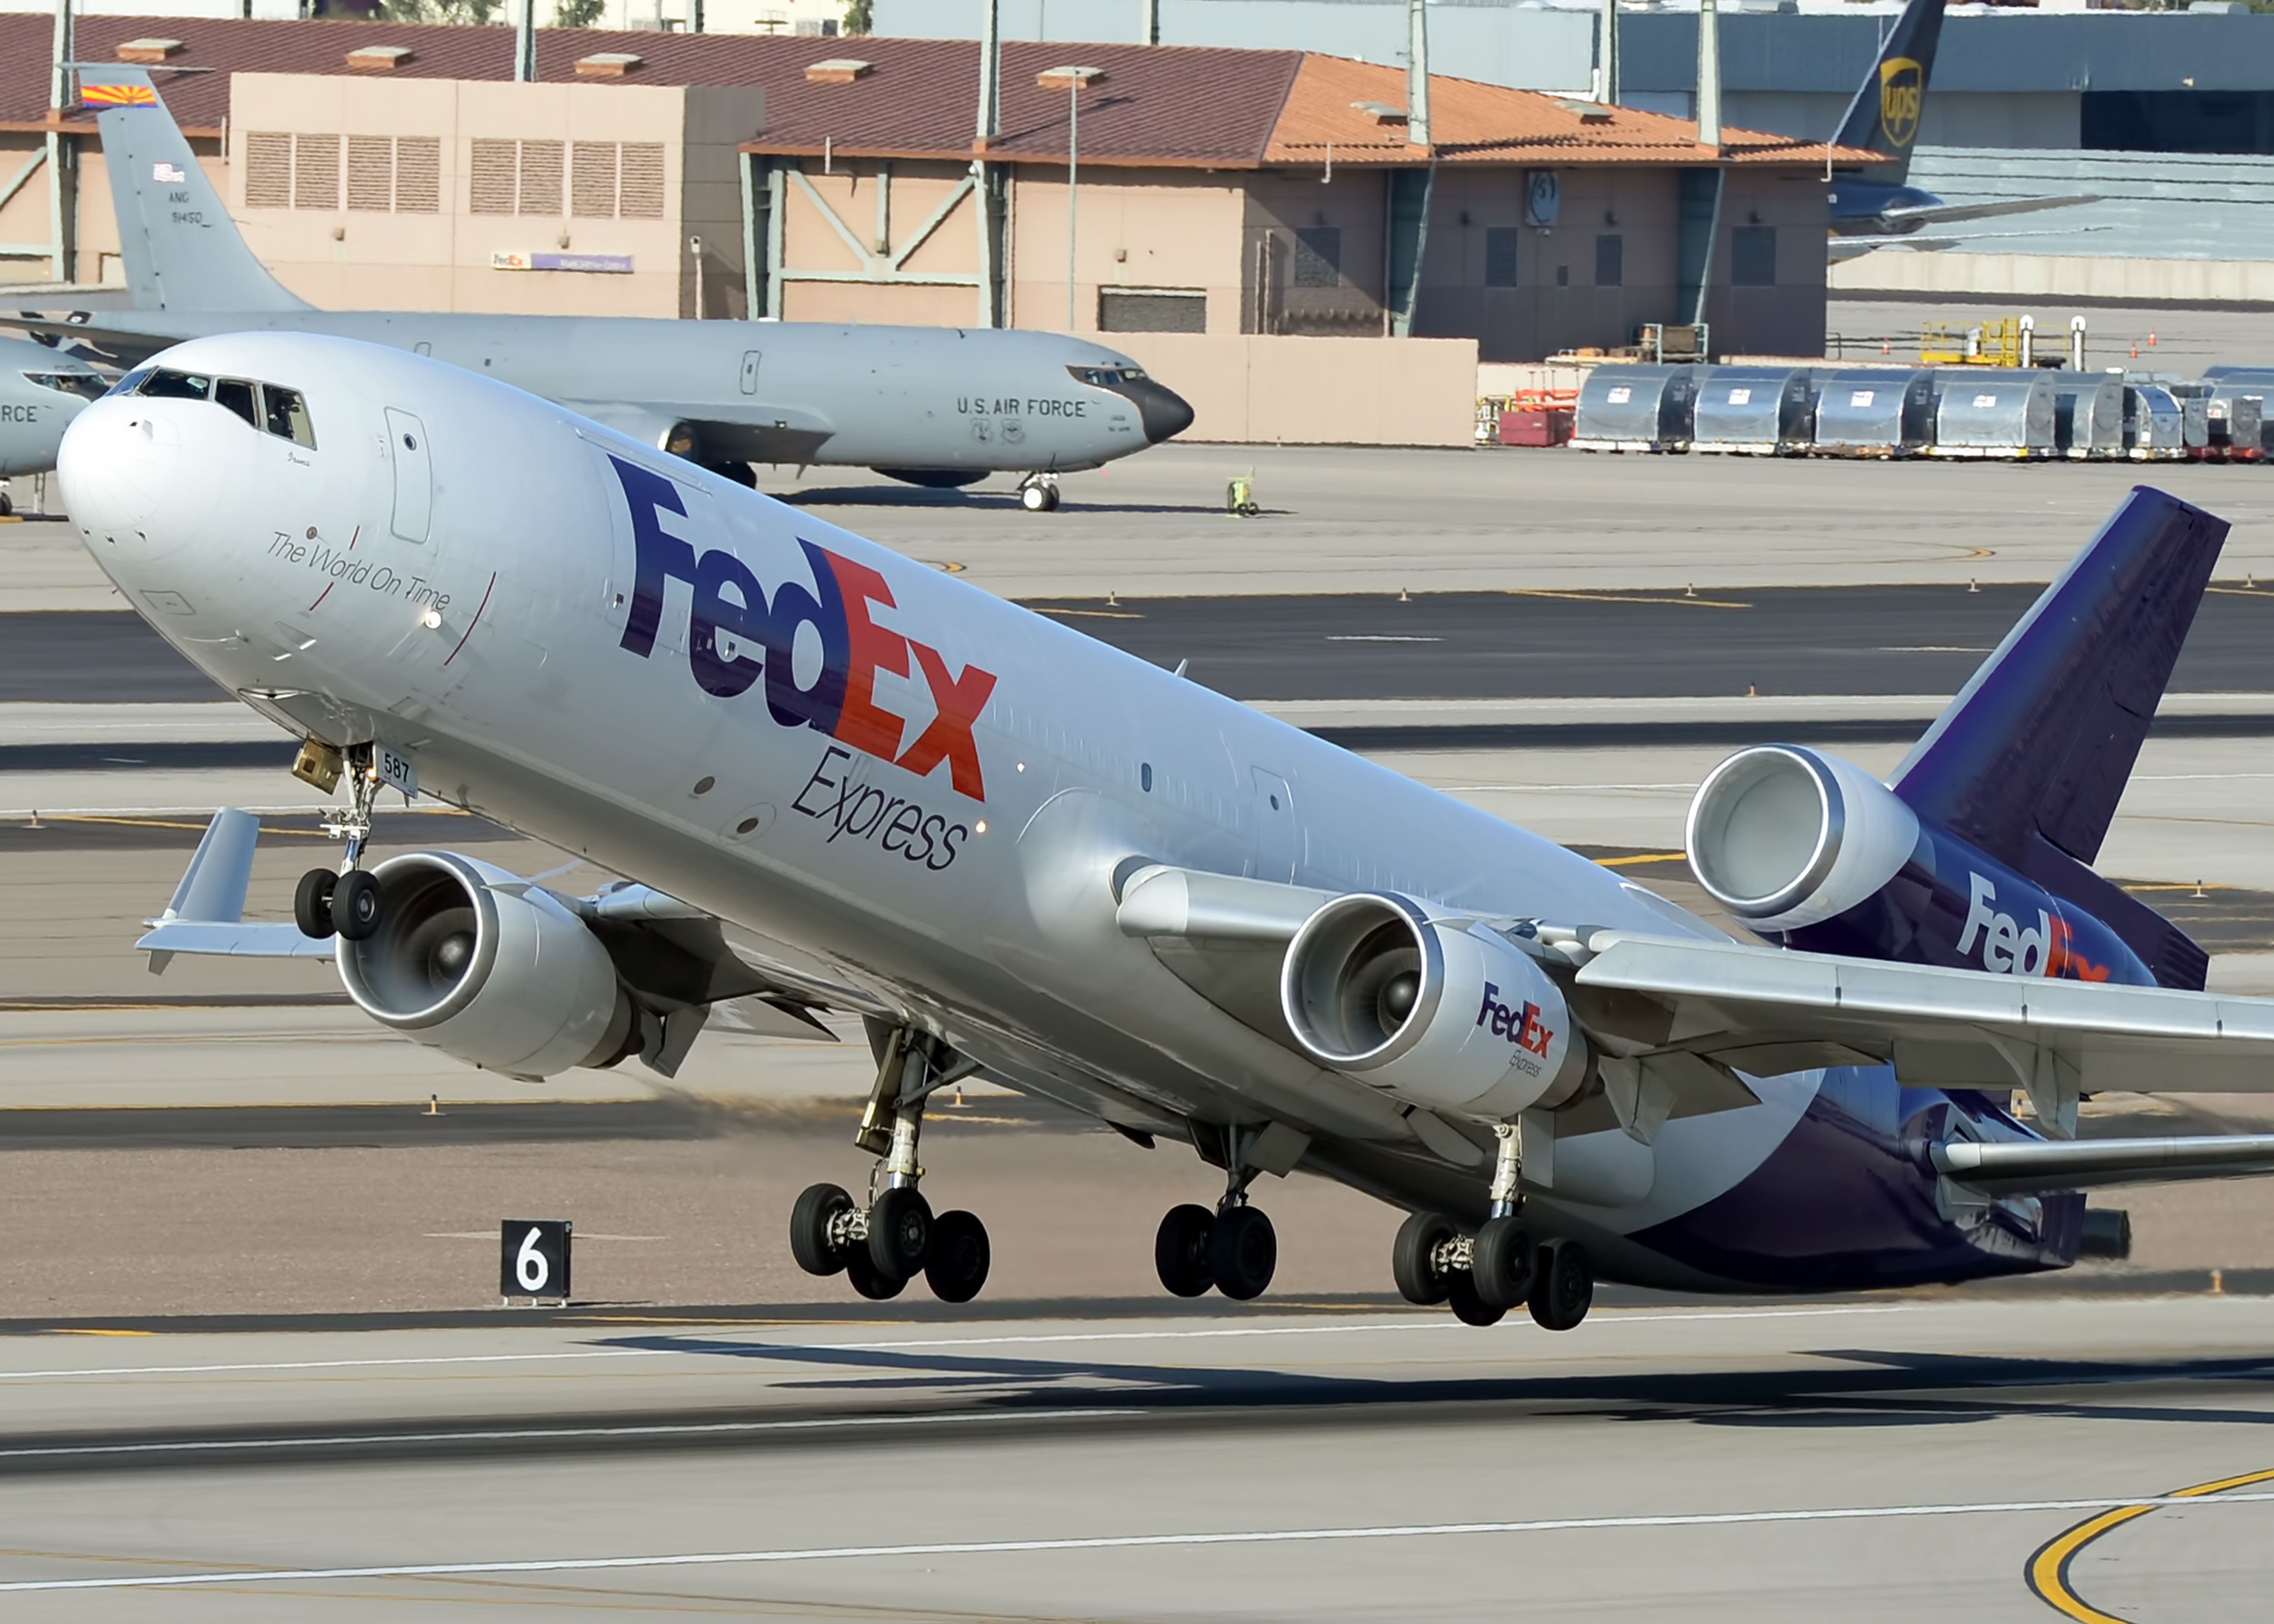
left=609, top=456, right=996, bottom=801
left=1476, top=982, right=1554, bottom=1061
left=1957, top=872, right=2110, bottom=980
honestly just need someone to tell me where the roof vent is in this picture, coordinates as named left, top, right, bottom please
left=347, top=45, right=415, bottom=71
left=116, top=38, right=184, bottom=65
left=1556, top=99, right=1615, bottom=123
left=575, top=51, right=644, bottom=78
left=1351, top=99, right=1407, bottom=126
left=1036, top=65, right=1106, bottom=91
left=805, top=58, right=874, bottom=84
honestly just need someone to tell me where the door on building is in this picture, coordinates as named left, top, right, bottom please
left=383, top=407, right=433, bottom=544
left=740, top=351, right=762, bottom=395
left=1252, top=768, right=1297, bottom=883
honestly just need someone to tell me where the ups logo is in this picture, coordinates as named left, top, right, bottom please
left=1879, top=57, right=1923, bottom=148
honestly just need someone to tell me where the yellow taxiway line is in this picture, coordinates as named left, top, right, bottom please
left=2026, top=1465, right=2274, bottom=1623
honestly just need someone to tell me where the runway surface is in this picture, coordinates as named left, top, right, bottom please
left=0, top=1296, right=2265, bottom=1619
left=16, top=582, right=2274, bottom=705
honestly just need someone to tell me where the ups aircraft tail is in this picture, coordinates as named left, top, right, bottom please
left=76, top=65, right=307, bottom=313
left=1890, top=487, right=2226, bottom=989
left=1830, top=0, right=1946, bottom=185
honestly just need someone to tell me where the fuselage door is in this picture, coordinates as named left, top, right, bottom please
left=383, top=407, right=432, bottom=543
left=1251, top=768, right=1297, bottom=883
left=740, top=351, right=762, bottom=395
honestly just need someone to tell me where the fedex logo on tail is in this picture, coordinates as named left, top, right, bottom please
left=1958, top=873, right=2110, bottom=981
left=1476, top=982, right=1554, bottom=1059
left=610, top=456, right=996, bottom=801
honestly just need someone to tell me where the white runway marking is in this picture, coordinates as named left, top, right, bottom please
left=10, top=1492, right=2274, bottom=1594
left=0, top=1349, right=666, bottom=1382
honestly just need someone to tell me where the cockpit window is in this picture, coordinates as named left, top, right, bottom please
left=138, top=368, right=213, bottom=400
left=106, top=367, right=152, bottom=399
left=22, top=372, right=108, bottom=402
left=213, top=378, right=258, bottom=428
left=260, top=384, right=316, bottom=449
left=1067, top=364, right=1147, bottom=388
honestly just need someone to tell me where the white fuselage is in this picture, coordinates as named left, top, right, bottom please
left=61, top=334, right=1827, bottom=1291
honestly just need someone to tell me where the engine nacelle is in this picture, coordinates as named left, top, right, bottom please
left=1686, top=745, right=1921, bottom=931
left=336, top=852, right=634, bottom=1078
left=1280, top=892, right=1589, bottom=1121
left=1686, top=744, right=2155, bottom=985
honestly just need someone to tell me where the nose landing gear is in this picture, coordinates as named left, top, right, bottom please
left=1391, top=1121, right=1593, bottom=1331
left=292, top=741, right=389, bottom=942
left=788, top=1025, right=991, bottom=1302
left=1016, top=472, right=1061, bottom=513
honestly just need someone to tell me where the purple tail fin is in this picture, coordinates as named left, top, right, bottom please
left=1890, top=486, right=2226, bottom=989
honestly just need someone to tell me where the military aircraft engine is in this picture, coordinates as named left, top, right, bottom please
left=1279, top=892, right=1590, bottom=1120
left=335, top=851, right=636, bottom=1078
left=1685, top=745, right=1925, bottom=931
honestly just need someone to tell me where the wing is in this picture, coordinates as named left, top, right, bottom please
left=560, top=399, right=837, bottom=467
left=1879, top=194, right=2102, bottom=229
left=1573, top=930, right=2274, bottom=1137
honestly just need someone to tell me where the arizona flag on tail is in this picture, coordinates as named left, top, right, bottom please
left=82, top=82, right=157, bottom=106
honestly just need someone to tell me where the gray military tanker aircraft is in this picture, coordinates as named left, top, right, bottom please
left=19, top=65, right=1192, bottom=513
left=0, top=333, right=108, bottom=513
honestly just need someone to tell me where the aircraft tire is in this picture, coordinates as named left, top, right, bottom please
left=867, top=1185, right=933, bottom=1282
left=1391, top=1211, right=1456, bottom=1306
left=1527, top=1239, right=1594, bottom=1332
left=1472, top=1217, right=1535, bottom=1312
left=924, top=1209, right=991, bottom=1303
left=1020, top=482, right=1050, bottom=512
left=1446, top=1270, right=1505, bottom=1327
left=332, top=869, right=384, bottom=942
left=294, top=868, right=338, bottom=940
left=789, top=1181, right=853, bottom=1277
left=1208, top=1205, right=1277, bottom=1302
left=1154, top=1202, right=1216, bottom=1297
left=845, top=1247, right=905, bottom=1301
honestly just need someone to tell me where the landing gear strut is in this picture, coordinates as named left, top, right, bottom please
left=1017, top=472, right=1061, bottom=513
left=1391, top=1121, right=1591, bottom=1331
left=1151, top=1126, right=1278, bottom=1301
left=293, top=741, right=387, bottom=942
left=788, top=1026, right=991, bottom=1302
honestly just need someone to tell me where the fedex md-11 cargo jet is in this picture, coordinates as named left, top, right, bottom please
left=69, top=332, right=2274, bottom=1322
left=22, top=66, right=1191, bottom=513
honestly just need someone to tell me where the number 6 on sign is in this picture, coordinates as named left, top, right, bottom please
left=500, top=1219, right=572, bottom=1302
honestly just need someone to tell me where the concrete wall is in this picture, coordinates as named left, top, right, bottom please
left=1007, top=170, right=1249, bottom=337
left=1831, top=249, right=2274, bottom=303
left=1106, top=332, right=1479, bottom=447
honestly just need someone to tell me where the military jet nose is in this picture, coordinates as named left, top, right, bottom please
left=1129, top=375, right=1196, bottom=444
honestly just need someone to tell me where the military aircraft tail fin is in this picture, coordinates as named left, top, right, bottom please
left=77, top=65, right=308, bottom=313
left=1830, top=0, right=1947, bottom=184
left=1890, top=486, right=2225, bottom=988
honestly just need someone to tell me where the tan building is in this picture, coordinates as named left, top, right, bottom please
left=0, top=17, right=1869, bottom=364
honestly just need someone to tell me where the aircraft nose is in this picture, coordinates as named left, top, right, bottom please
left=57, top=395, right=177, bottom=533
left=1129, top=376, right=1196, bottom=443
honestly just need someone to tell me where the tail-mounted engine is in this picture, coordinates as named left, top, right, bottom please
left=1686, top=744, right=2153, bottom=985
left=336, top=852, right=637, bottom=1078
left=1279, top=892, right=1590, bottom=1120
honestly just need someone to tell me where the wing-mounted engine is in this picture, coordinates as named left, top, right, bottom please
left=1686, top=744, right=2155, bottom=987
left=1279, top=893, right=1591, bottom=1120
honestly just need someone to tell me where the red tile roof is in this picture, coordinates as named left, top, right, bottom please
left=0, top=15, right=1874, bottom=170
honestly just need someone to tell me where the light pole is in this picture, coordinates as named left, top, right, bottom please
left=1065, top=74, right=1078, bottom=332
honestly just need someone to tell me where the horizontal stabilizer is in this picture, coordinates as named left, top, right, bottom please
left=1879, top=194, right=2102, bottom=229
left=140, top=808, right=332, bottom=968
left=1933, top=1132, right=2274, bottom=1195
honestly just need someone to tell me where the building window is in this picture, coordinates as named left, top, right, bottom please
left=245, top=131, right=291, bottom=208
left=1099, top=288, right=1206, bottom=333
left=395, top=137, right=441, bottom=213
left=518, top=140, right=564, bottom=216
left=470, top=139, right=518, bottom=215
left=1292, top=227, right=1341, bottom=288
left=1484, top=226, right=1519, bottom=288
left=291, top=133, right=339, bottom=211
left=1732, top=225, right=1777, bottom=287
left=1595, top=232, right=1623, bottom=287
left=572, top=141, right=619, bottom=218
left=619, top=143, right=667, bottom=218
left=347, top=135, right=393, bottom=212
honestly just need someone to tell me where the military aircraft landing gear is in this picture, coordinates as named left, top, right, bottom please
left=788, top=1026, right=990, bottom=1302
left=1017, top=472, right=1061, bottom=513
left=293, top=742, right=387, bottom=941
left=1152, top=1133, right=1278, bottom=1300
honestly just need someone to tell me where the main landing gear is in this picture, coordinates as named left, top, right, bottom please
left=1017, top=472, right=1061, bottom=513
left=1391, top=1122, right=1594, bottom=1331
left=292, top=741, right=387, bottom=943
left=1152, top=1130, right=1279, bottom=1302
left=789, top=1026, right=992, bottom=1302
